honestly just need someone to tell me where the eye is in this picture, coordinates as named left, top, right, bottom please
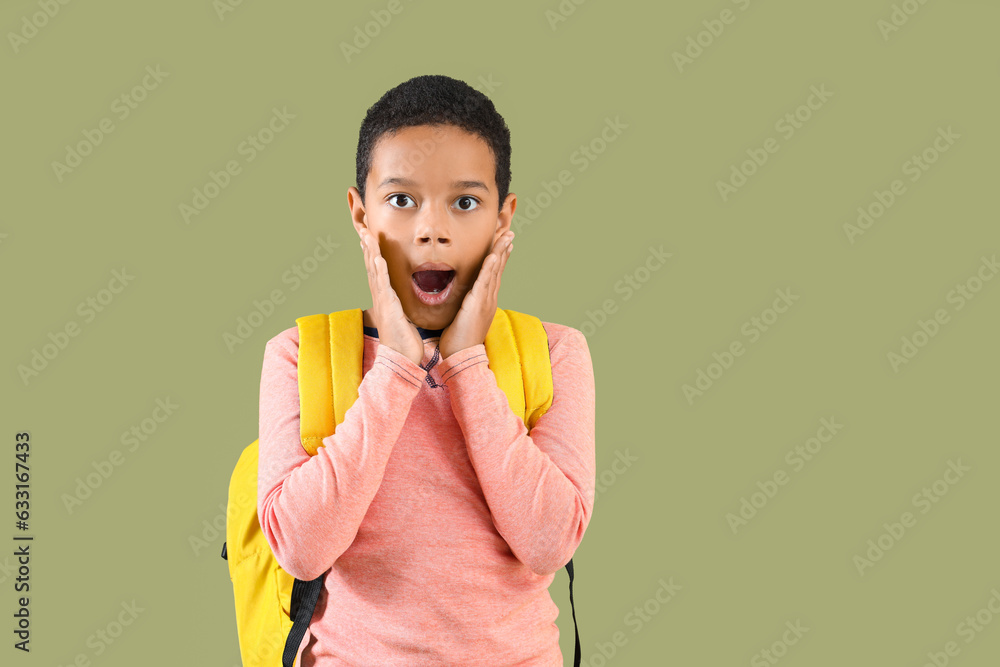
left=387, top=194, right=416, bottom=209
left=455, top=196, right=480, bottom=211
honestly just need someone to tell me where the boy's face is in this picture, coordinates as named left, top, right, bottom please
left=348, top=123, right=516, bottom=331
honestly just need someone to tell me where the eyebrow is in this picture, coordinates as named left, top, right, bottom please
left=377, top=177, right=491, bottom=193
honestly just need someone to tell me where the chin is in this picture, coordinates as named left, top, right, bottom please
left=405, top=304, right=454, bottom=330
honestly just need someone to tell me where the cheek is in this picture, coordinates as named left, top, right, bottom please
left=389, top=264, right=411, bottom=290
left=377, top=237, right=405, bottom=269
left=376, top=254, right=408, bottom=290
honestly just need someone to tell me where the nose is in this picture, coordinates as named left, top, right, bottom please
left=413, top=209, right=452, bottom=246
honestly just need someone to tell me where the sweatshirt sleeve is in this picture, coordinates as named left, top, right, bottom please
left=435, top=325, right=596, bottom=576
left=257, top=330, right=424, bottom=582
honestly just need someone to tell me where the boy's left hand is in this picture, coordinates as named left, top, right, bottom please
left=439, top=231, right=515, bottom=360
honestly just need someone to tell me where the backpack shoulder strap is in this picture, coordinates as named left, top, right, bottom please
left=294, top=308, right=363, bottom=456
left=484, top=308, right=553, bottom=432
left=329, top=308, right=364, bottom=433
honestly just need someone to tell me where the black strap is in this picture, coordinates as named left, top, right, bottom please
left=221, top=541, right=227, bottom=560
left=277, top=564, right=579, bottom=666
left=566, top=559, right=581, bottom=667
left=282, top=575, right=325, bottom=667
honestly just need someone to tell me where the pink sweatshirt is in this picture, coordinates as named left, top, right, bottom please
left=257, top=317, right=596, bottom=666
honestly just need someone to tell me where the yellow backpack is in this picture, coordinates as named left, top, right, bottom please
left=221, top=307, right=581, bottom=666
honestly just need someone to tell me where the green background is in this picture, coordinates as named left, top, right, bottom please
left=2, top=0, right=998, bottom=664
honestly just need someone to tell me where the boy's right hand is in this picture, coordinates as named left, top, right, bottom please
left=360, top=229, right=425, bottom=367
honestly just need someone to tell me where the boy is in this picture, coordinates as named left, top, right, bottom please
left=257, top=74, right=596, bottom=666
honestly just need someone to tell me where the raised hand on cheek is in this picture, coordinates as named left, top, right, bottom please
left=360, top=228, right=425, bottom=366
left=439, top=231, right=515, bottom=360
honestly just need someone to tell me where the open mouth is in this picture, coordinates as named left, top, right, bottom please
left=411, top=270, right=456, bottom=306
left=412, top=270, right=455, bottom=294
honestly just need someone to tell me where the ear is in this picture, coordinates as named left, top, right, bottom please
left=347, top=186, right=368, bottom=238
left=493, top=192, right=517, bottom=245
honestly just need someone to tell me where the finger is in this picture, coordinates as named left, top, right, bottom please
left=364, top=232, right=382, bottom=319
left=471, top=234, right=503, bottom=296
left=376, top=254, right=403, bottom=314
left=490, top=245, right=502, bottom=287
left=490, top=235, right=511, bottom=297
left=364, top=234, right=374, bottom=281
left=499, top=236, right=512, bottom=278
left=466, top=255, right=489, bottom=306
left=361, top=233, right=371, bottom=289
left=362, top=232, right=376, bottom=304
left=466, top=256, right=484, bottom=300
left=493, top=246, right=508, bottom=301
left=492, top=234, right=509, bottom=281
left=484, top=253, right=499, bottom=291
left=375, top=254, right=388, bottom=301
left=366, top=233, right=384, bottom=296
left=497, top=236, right=511, bottom=276
left=362, top=230, right=373, bottom=276
left=372, top=238, right=391, bottom=302
left=483, top=252, right=500, bottom=304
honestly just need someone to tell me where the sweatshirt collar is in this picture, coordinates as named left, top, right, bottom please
left=363, top=325, right=444, bottom=340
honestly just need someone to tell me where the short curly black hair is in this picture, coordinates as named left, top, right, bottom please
left=355, top=74, right=512, bottom=214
